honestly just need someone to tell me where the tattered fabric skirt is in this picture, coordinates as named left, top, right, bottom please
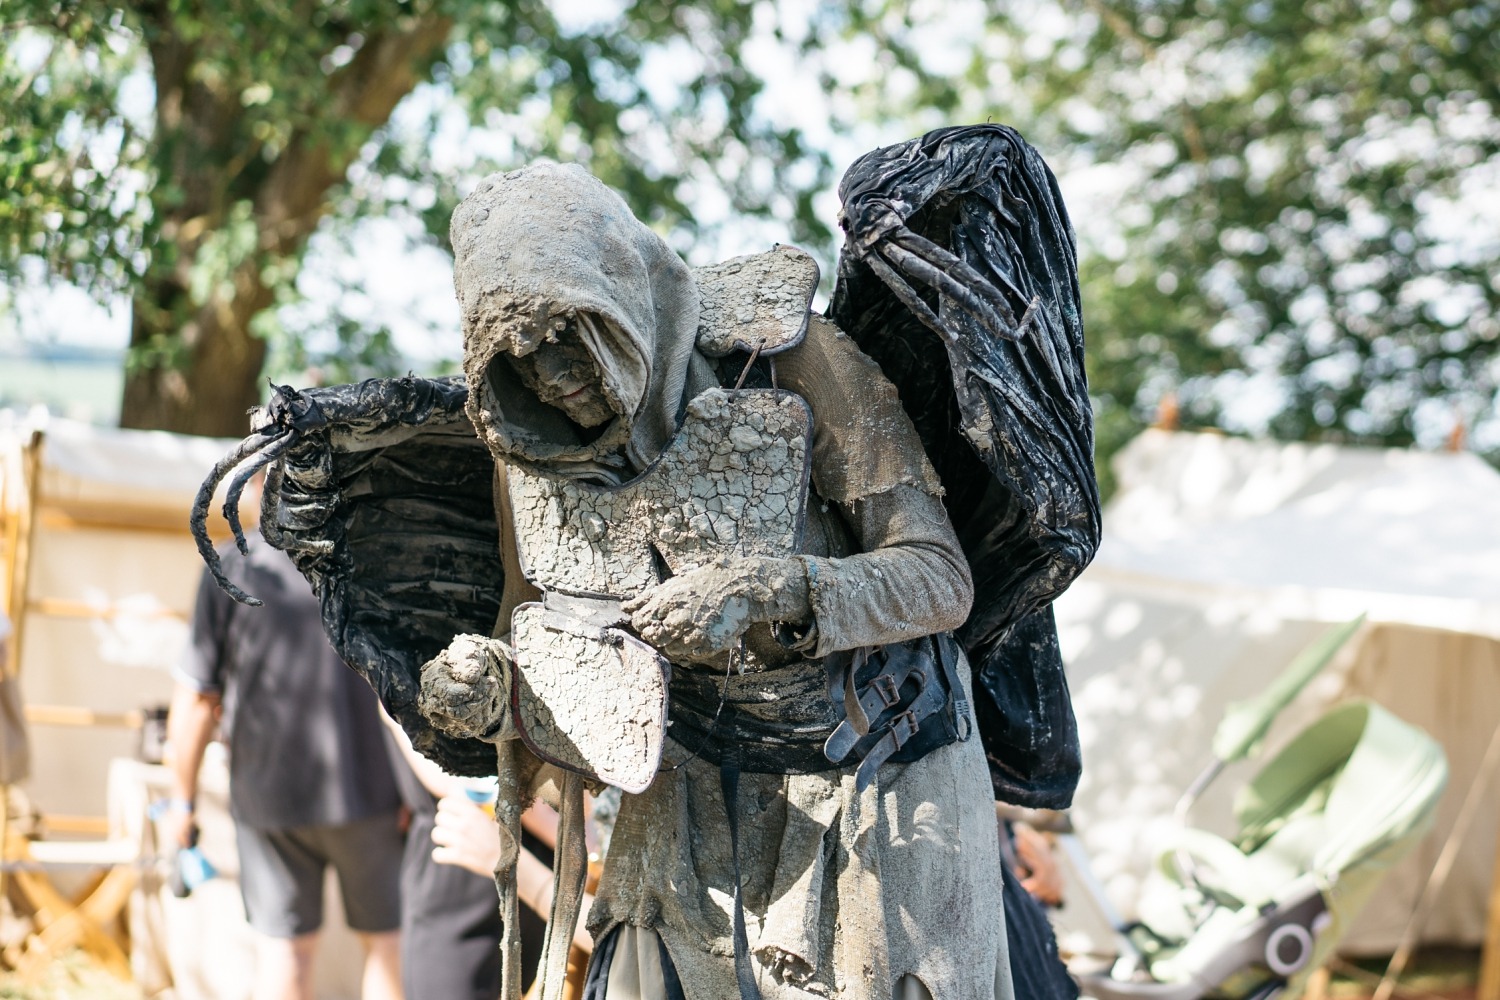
left=584, top=673, right=1013, bottom=1000
left=585, top=925, right=1014, bottom=1000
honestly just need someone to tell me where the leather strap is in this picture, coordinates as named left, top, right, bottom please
left=842, top=648, right=928, bottom=737
left=823, top=633, right=970, bottom=789
left=536, top=771, right=588, bottom=1000
left=936, top=632, right=972, bottom=741
left=854, top=708, right=922, bottom=791
left=719, top=764, right=763, bottom=1000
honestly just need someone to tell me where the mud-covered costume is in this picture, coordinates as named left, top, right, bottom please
left=193, top=126, right=1101, bottom=1000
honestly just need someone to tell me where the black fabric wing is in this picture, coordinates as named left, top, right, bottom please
left=828, top=124, right=1101, bottom=807
left=192, top=376, right=501, bottom=777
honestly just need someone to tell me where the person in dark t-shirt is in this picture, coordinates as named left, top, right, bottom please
left=383, top=721, right=506, bottom=1000
left=166, top=531, right=404, bottom=1000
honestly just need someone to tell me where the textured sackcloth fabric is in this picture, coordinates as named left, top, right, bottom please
left=451, top=163, right=1009, bottom=1000
left=452, top=162, right=718, bottom=480
left=582, top=323, right=1005, bottom=999
left=599, top=923, right=1014, bottom=1000
left=772, top=316, right=945, bottom=506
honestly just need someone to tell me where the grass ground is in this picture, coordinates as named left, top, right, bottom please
left=1322, top=947, right=1481, bottom=1000
left=0, top=951, right=143, bottom=1000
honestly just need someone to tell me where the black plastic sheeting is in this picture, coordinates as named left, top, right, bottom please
left=197, top=376, right=503, bottom=777
left=830, top=124, right=1101, bottom=808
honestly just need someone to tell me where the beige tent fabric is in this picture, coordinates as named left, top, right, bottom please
left=0, top=414, right=371, bottom=998
left=0, top=415, right=216, bottom=818
left=1052, top=430, right=1500, bottom=953
left=1325, top=625, right=1500, bottom=947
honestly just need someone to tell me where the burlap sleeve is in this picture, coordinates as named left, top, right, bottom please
left=776, top=317, right=972, bottom=657
left=773, top=316, right=945, bottom=504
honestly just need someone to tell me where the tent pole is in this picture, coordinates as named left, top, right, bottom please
left=0, top=428, right=42, bottom=899
left=1372, top=719, right=1500, bottom=1000
left=5, top=430, right=44, bottom=680
left=0, top=430, right=42, bottom=905
left=1478, top=832, right=1500, bottom=1000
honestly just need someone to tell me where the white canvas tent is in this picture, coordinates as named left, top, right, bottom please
left=0, top=411, right=226, bottom=821
left=0, top=410, right=366, bottom=997
left=1053, top=429, right=1500, bottom=955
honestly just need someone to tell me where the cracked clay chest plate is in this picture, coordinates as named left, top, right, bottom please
left=508, top=387, right=813, bottom=600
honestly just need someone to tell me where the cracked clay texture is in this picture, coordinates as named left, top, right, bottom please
left=693, top=246, right=819, bottom=357
left=508, top=387, right=812, bottom=599
left=511, top=605, right=668, bottom=793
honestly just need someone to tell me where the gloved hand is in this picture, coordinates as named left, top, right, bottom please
left=622, top=556, right=811, bottom=662
left=418, top=634, right=516, bottom=742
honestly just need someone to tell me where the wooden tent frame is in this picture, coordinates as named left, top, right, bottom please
left=1, top=424, right=599, bottom=993
left=0, top=427, right=143, bottom=982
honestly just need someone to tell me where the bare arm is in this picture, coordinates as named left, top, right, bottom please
left=164, top=681, right=220, bottom=848
left=380, top=705, right=467, bottom=800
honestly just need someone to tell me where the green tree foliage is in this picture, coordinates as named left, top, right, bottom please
left=1, top=0, right=835, bottom=435
left=984, top=0, right=1500, bottom=471
left=8, top=0, right=1497, bottom=470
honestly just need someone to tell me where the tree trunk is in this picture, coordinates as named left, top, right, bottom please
left=118, top=12, right=454, bottom=436
left=120, top=266, right=274, bottom=437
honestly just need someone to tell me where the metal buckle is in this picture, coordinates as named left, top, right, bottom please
left=889, top=709, right=919, bottom=750
left=871, top=673, right=902, bottom=708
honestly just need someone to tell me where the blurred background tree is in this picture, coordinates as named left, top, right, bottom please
left=975, top=0, right=1500, bottom=472
left=3, top=0, right=1497, bottom=470
left=1, top=0, right=835, bottom=435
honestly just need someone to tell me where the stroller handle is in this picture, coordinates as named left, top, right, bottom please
left=1210, top=616, right=1365, bottom=765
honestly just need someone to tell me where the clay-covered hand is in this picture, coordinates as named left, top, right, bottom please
left=622, top=556, right=811, bottom=661
left=418, top=634, right=516, bottom=742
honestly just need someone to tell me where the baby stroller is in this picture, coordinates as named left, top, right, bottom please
left=1069, top=618, right=1450, bottom=1000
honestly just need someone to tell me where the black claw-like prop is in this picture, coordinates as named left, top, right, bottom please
left=191, top=374, right=501, bottom=778
left=258, top=460, right=291, bottom=550
left=190, top=383, right=330, bottom=606
left=223, top=434, right=296, bottom=555
left=189, top=428, right=286, bottom=607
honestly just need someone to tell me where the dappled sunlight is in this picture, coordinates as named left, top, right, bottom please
left=86, top=592, right=189, bottom=671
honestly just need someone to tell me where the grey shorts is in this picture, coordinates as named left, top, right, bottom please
left=236, top=811, right=403, bottom=938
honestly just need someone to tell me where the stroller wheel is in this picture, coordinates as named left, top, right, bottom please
left=1263, top=923, right=1313, bottom=977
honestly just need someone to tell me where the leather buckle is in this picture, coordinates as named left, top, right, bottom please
left=871, top=673, right=903, bottom=708
left=889, top=709, right=919, bottom=750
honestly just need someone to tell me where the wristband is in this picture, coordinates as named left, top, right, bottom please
left=164, top=797, right=196, bottom=814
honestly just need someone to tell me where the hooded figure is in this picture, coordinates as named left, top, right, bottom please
left=423, top=162, right=1013, bottom=1000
